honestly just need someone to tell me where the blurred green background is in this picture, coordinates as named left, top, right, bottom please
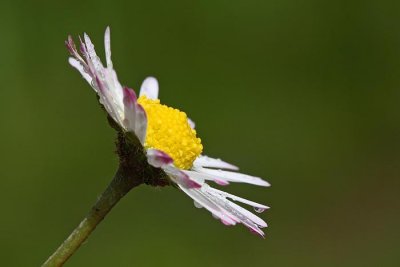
left=1, top=0, right=400, bottom=266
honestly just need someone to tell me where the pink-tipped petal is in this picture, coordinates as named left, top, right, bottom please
left=221, top=219, right=233, bottom=226
left=207, top=187, right=269, bottom=210
left=177, top=183, right=267, bottom=238
left=248, top=226, right=266, bottom=238
left=139, top=77, right=159, bottom=99
left=177, top=172, right=202, bottom=189
left=163, top=165, right=202, bottom=189
left=147, top=149, right=173, bottom=168
left=214, top=179, right=230, bottom=186
left=79, top=36, right=89, bottom=59
left=65, top=36, right=77, bottom=57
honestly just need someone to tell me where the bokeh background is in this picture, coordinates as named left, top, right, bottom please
left=1, top=0, right=400, bottom=266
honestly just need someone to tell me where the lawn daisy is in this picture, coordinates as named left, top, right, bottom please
left=66, top=27, right=270, bottom=237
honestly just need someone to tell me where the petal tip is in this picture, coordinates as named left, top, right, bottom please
left=139, top=76, right=159, bottom=99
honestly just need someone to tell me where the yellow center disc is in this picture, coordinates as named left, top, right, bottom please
left=137, top=96, right=203, bottom=170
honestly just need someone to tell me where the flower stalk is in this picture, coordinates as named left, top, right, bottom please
left=42, top=131, right=170, bottom=267
left=42, top=167, right=140, bottom=267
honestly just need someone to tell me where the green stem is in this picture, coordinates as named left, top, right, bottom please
left=42, top=167, right=141, bottom=267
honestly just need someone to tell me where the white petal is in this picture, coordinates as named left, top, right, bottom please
left=183, top=170, right=229, bottom=186
left=68, top=57, right=92, bottom=84
left=98, top=69, right=124, bottom=126
left=193, top=155, right=239, bottom=171
left=207, top=187, right=269, bottom=210
left=178, top=183, right=266, bottom=237
left=139, top=77, right=159, bottom=99
left=192, top=167, right=270, bottom=187
left=188, top=118, right=195, bottom=129
left=146, top=149, right=173, bottom=168
left=226, top=201, right=268, bottom=228
left=83, top=33, right=103, bottom=73
left=104, top=26, right=113, bottom=68
left=179, top=185, right=232, bottom=223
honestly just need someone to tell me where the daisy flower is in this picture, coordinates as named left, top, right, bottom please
left=66, top=27, right=270, bottom=237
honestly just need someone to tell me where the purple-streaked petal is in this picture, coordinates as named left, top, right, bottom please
left=147, top=149, right=173, bottom=168
left=95, top=75, right=105, bottom=93
left=193, top=155, right=239, bottom=171
left=65, top=36, right=83, bottom=62
left=122, top=87, right=137, bottom=131
left=68, top=57, right=92, bottom=84
left=104, top=26, right=112, bottom=68
left=193, top=166, right=270, bottom=187
left=139, top=77, right=159, bottom=99
left=163, top=165, right=202, bottom=189
left=123, top=87, right=137, bottom=108
left=79, top=36, right=89, bottom=61
left=121, top=87, right=148, bottom=142
left=134, top=103, right=147, bottom=145
left=65, top=35, right=76, bottom=55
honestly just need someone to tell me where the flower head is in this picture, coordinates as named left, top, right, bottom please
left=66, top=27, right=270, bottom=237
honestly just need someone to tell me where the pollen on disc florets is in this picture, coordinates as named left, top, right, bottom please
left=137, top=95, right=203, bottom=170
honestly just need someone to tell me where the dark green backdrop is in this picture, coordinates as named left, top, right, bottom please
left=1, top=0, right=399, bottom=266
